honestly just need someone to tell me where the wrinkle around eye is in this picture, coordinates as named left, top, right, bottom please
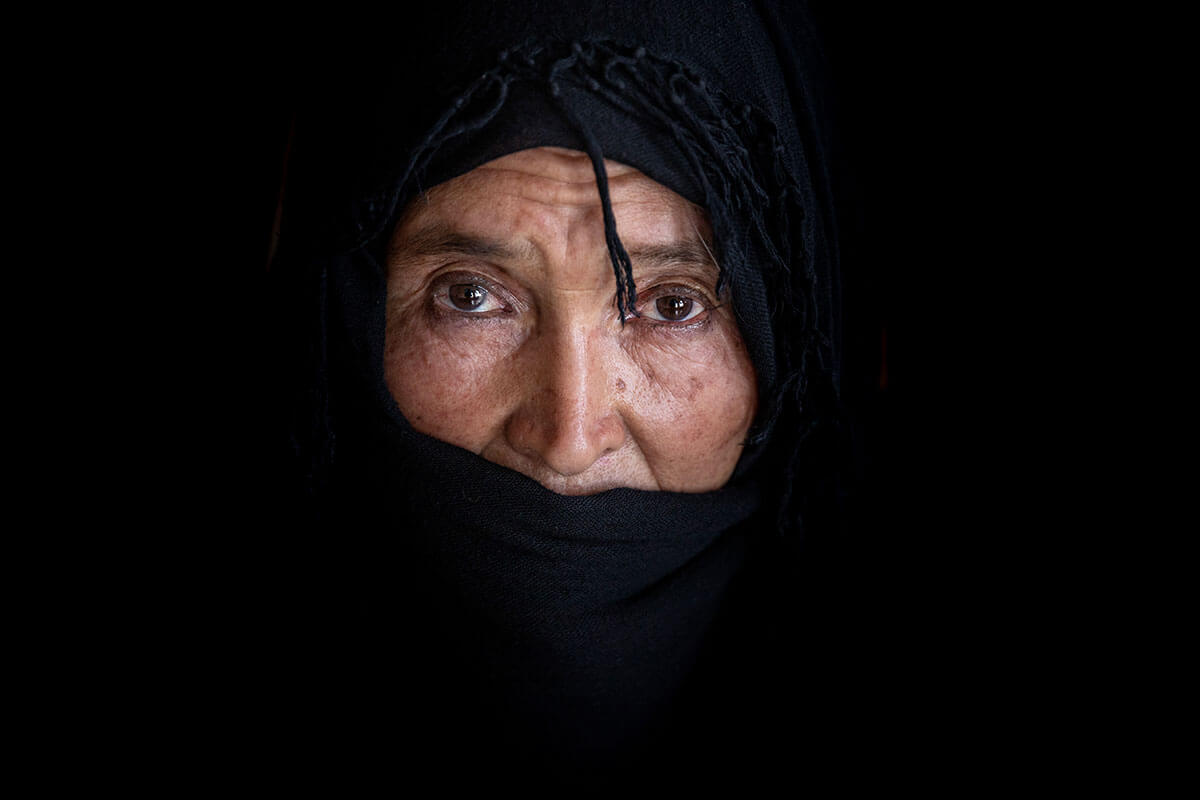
left=424, top=266, right=530, bottom=319
left=631, top=283, right=716, bottom=327
left=438, top=283, right=504, bottom=313
left=619, top=324, right=720, bottom=379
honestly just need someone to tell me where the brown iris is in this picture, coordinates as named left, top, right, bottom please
left=655, top=295, right=694, bottom=321
left=449, top=284, right=487, bottom=310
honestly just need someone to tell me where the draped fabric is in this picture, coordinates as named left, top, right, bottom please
left=267, top=0, right=844, bottom=781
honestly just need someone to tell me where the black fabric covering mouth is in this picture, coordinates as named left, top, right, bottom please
left=269, top=0, right=845, bottom=780
left=331, top=370, right=765, bottom=773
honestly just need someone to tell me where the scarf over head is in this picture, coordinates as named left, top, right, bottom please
left=269, top=0, right=843, bottom=778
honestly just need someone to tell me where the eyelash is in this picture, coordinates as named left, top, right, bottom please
left=632, top=284, right=716, bottom=327
left=429, top=270, right=515, bottom=318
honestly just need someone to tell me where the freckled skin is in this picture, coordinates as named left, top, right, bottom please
left=384, top=146, right=758, bottom=495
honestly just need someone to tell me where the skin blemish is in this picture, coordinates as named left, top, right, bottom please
left=615, top=378, right=626, bottom=392
left=639, top=362, right=658, bottom=385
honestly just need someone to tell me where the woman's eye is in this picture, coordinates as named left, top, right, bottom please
left=643, top=293, right=705, bottom=323
left=442, top=283, right=503, bottom=313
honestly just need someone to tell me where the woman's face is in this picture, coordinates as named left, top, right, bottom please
left=384, top=147, right=757, bottom=495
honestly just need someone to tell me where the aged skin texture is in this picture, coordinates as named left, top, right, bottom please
left=384, top=147, right=757, bottom=495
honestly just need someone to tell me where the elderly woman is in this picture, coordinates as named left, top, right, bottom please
left=269, top=0, right=848, bottom=781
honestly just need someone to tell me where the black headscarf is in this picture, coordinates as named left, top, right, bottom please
left=268, top=0, right=844, bottom=782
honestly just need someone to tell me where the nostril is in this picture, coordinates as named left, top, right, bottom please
left=503, top=388, right=626, bottom=478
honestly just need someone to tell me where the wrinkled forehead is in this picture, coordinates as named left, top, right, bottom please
left=388, top=147, right=720, bottom=292
left=393, top=147, right=712, bottom=244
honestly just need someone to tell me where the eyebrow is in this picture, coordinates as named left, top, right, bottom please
left=389, top=223, right=534, bottom=262
left=626, top=241, right=717, bottom=273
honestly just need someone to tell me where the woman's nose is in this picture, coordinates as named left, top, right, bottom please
left=504, top=323, right=627, bottom=478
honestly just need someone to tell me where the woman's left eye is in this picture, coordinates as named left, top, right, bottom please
left=641, top=292, right=706, bottom=323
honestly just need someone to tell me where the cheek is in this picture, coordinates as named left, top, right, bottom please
left=621, top=320, right=758, bottom=489
left=383, top=303, right=522, bottom=451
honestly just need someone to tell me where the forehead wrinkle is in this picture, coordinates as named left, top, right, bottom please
left=474, top=165, right=607, bottom=208
left=476, top=146, right=638, bottom=183
left=475, top=158, right=677, bottom=210
left=391, top=152, right=717, bottom=297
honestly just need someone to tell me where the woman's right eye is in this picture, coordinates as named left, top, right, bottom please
left=438, top=282, right=506, bottom=314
